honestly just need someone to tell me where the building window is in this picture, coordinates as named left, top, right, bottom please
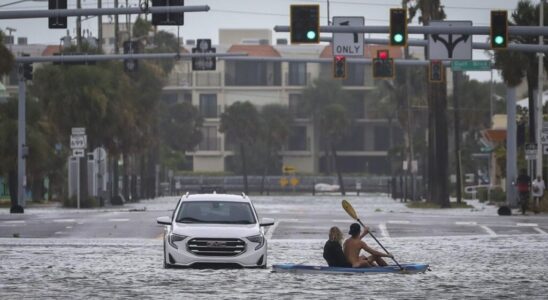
left=109, top=37, right=115, bottom=45
left=288, top=62, right=307, bottom=86
left=161, top=92, right=178, bottom=104
left=374, top=126, right=390, bottom=150
left=343, top=63, right=366, bottom=86
left=288, top=94, right=308, bottom=119
left=287, top=126, right=308, bottom=151
left=199, top=126, right=219, bottom=151
left=225, top=61, right=281, bottom=86
left=199, top=94, right=218, bottom=118
left=182, top=92, right=192, bottom=104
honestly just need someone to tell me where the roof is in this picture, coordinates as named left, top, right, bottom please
left=483, top=129, right=506, bottom=143
left=319, top=44, right=404, bottom=59
left=227, top=45, right=281, bottom=57
left=41, top=45, right=61, bottom=56
left=183, top=193, right=250, bottom=203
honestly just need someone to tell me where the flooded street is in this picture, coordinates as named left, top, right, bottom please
left=2, top=195, right=548, bottom=299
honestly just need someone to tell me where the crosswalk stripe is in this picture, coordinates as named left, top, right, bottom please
left=480, top=225, right=497, bottom=236
left=53, top=219, right=76, bottom=223
left=108, top=218, right=129, bottom=222
left=3, top=220, right=25, bottom=224
left=516, top=223, right=538, bottom=227
left=388, top=220, right=410, bottom=224
left=455, top=221, right=477, bottom=226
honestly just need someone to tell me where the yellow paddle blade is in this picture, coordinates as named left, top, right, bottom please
left=341, top=199, right=358, bottom=220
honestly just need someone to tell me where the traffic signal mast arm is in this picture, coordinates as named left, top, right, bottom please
left=0, top=5, right=208, bottom=19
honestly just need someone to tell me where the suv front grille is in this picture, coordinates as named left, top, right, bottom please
left=187, top=238, right=246, bottom=256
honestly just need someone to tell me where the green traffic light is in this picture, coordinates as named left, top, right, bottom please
left=393, top=33, right=403, bottom=43
left=494, top=35, right=504, bottom=45
left=306, top=30, right=317, bottom=40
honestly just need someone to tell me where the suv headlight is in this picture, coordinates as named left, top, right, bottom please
left=168, top=233, right=188, bottom=249
left=246, top=234, right=265, bottom=250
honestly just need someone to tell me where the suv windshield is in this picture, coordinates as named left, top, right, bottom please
left=176, top=201, right=256, bottom=224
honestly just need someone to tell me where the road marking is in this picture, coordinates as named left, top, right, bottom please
left=265, top=220, right=280, bottom=240
left=516, top=223, right=538, bottom=227
left=2, top=220, right=25, bottom=224
left=480, top=225, right=497, bottom=236
left=54, top=231, right=64, bottom=235
left=378, top=223, right=390, bottom=238
left=331, top=219, right=352, bottom=223
left=455, top=221, right=477, bottom=226
left=65, top=226, right=72, bottom=229
left=534, top=227, right=548, bottom=234
left=53, top=219, right=76, bottom=223
left=388, top=220, right=410, bottom=224
left=108, top=218, right=129, bottom=222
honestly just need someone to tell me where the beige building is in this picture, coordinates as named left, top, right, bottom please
left=164, top=29, right=405, bottom=174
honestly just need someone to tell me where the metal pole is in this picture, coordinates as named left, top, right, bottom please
left=453, top=71, right=462, bottom=204
left=114, top=0, right=119, bottom=54
left=77, top=0, right=81, bottom=51
left=17, top=73, right=26, bottom=212
left=98, top=0, right=103, bottom=52
left=506, top=86, right=518, bottom=207
left=536, top=0, right=545, bottom=177
left=0, top=6, right=210, bottom=19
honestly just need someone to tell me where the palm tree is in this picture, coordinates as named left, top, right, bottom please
left=220, top=101, right=261, bottom=194
left=302, top=78, right=350, bottom=194
left=494, top=0, right=548, bottom=144
left=407, top=0, right=449, bottom=207
left=259, top=104, right=292, bottom=194
left=0, top=30, right=14, bottom=76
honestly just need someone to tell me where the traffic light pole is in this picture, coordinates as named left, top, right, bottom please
left=536, top=0, right=545, bottom=179
left=0, top=5, right=209, bottom=19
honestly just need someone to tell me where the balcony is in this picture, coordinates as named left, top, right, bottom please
left=166, top=72, right=193, bottom=88
left=195, top=73, right=222, bottom=87
left=285, top=72, right=311, bottom=87
left=197, top=137, right=221, bottom=152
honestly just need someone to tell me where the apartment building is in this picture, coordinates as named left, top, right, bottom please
left=163, top=29, right=405, bottom=174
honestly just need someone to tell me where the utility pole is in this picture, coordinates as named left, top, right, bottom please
left=453, top=71, right=462, bottom=204
left=115, top=0, right=119, bottom=54
left=402, top=0, right=415, bottom=201
left=536, top=0, right=545, bottom=178
left=98, top=0, right=103, bottom=52
left=77, top=0, right=82, bottom=51
left=327, top=0, right=331, bottom=25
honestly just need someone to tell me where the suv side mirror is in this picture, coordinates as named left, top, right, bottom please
left=260, top=218, right=275, bottom=227
left=157, top=216, right=172, bottom=225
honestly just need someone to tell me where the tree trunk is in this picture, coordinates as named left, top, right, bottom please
left=8, top=169, right=18, bottom=207
left=331, top=143, right=345, bottom=196
left=240, top=143, right=249, bottom=194
left=122, top=153, right=129, bottom=202
left=527, top=64, right=537, bottom=144
left=427, top=81, right=436, bottom=203
left=434, top=80, right=450, bottom=208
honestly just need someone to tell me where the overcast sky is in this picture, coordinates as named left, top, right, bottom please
left=0, top=0, right=533, bottom=81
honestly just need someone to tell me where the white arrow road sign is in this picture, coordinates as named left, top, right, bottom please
left=428, top=21, right=472, bottom=60
left=332, top=16, right=364, bottom=57
left=72, top=149, right=85, bottom=157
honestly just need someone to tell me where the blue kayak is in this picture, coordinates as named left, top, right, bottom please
left=272, top=263, right=429, bottom=274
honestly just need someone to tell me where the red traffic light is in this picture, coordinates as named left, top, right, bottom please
left=377, top=50, right=389, bottom=60
left=335, top=55, right=345, bottom=62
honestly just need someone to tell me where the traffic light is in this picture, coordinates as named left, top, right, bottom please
left=333, top=55, right=347, bottom=79
left=49, top=0, right=67, bottom=29
left=372, top=50, right=394, bottom=79
left=490, top=10, right=508, bottom=49
left=152, top=0, right=185, bottom=26
left=290, top=5, right=320, bottom=44
left=20, top=53, right=33, bottom=81
left=389, top=8, right=407, bottom=46
left=123, top=41, right=140, bottom=72
left=429, top=60, right=444, bottom=82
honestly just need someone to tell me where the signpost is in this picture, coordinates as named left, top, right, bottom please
left=70, top=127, right=86, bottom=209
left=332, top=16, right=364, bottom=57
left=428, top=21, right=472, bottom=60
left=451, top=60, right=491, bottom=71
left=525, top=143, right=537, bottom=160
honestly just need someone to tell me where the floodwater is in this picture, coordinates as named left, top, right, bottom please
left=1, top=194, right=548, bottom=299
left=1, top=235, right=547, bottom=299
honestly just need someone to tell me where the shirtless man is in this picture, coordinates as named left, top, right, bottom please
left=343, top=223, right=393, bottom=268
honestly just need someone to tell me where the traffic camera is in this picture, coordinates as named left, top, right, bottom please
left=333, top=56, right=347, bottom=79
left=372, top=50, right=394, bottom=79
left=290, top=5, right=320, bottom=44
left=490, top=10, right=508, bottom=49
left=389, top=8, right=407, bottom=46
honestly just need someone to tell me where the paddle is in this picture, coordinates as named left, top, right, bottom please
left=342, top=199, right=403, bottom=270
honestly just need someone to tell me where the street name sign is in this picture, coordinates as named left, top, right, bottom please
left=451, top=60, right=491, bottom=71
left=332, top=16, right=364, bottom=57
left=192, top=39, right=216, bottom=71
left=72, top=127, right=85, bottom=135
left=428, top=21, right=472, bottom=60
left=525, top=143, right=537, bottom=160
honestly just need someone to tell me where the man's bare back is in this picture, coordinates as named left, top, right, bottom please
left=343, top=223, right=392, bottom=268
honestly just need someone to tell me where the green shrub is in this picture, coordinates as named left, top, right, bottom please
left=477, top=187, right=505, bottom=203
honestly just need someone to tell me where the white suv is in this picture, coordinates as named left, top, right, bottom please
left=157, top=193, right=274, bottom=268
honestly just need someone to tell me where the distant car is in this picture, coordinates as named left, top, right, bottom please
left=157, top=193, right=275, bottom=268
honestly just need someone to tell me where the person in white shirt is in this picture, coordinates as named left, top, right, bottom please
left=531, top=175, right=545, bottom=214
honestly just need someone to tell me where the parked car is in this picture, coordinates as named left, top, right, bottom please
left=157, top=193, right=275, bottom=268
